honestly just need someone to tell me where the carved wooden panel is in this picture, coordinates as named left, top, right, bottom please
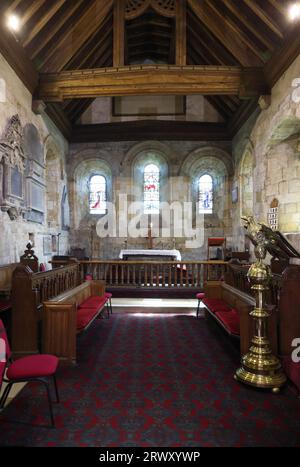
left=125, top=0, right=175, bottom=19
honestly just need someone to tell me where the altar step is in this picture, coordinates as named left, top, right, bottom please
left=110, top=298, right=203, bottom=316
left=106, top=286, right=201, bottom=299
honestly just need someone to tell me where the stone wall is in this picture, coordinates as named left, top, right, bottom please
left=68, top=140, right=233, bottom=260
left=232, top=54, right=300, bottom=253
left=0, top=53, right=69, bottom=266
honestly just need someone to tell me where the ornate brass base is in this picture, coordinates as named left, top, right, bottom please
left=235, top=337, right=286, bottom=391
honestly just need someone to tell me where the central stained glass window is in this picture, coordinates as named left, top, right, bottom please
left=144, top=164, right=160, bottom=214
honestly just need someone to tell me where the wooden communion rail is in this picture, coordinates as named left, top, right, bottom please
left=52, top=260, right=227, bottom=289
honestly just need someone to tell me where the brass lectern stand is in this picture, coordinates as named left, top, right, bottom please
left=235, top=216, right=287, bottom=392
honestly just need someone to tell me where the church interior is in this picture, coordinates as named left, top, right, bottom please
left=0, top=0, right=300, bottom=447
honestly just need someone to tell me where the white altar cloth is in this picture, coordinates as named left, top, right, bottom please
left=119, top=249, right=182, bottom=261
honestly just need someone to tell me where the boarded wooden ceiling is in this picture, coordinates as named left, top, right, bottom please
left=0, top=0, right=298, bottom=139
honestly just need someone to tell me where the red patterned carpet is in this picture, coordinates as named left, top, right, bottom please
left=0, top=313, right=300, bottom=447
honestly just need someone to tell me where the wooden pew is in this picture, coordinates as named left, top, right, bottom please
left=43, top=280, right=107, bottom=365
left=203, top=281, right=278, bottom=356
left=11, top=263, right=79, bottom=358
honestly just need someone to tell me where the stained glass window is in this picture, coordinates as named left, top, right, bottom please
left=199, top=174, right=213, bottom=213
left=144, top=164, right=160, bottom=214
left=89, top=175, right=107, bottom=214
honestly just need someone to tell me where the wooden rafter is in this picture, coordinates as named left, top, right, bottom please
left=64, top=12, right=113, bottom=70
left=188, top=0, right=263, bottom=66
left=0, top=19, right=38, bottom=94
left=22, top=0, right=66, bottom=48
left=243, top=0, right=284, bottom=39
left=221, top=0, right=276, bottom=52
left=26, top=0, right=87, bottom=60
left=176, top=0, right=186, bottom=65
left=267, top=0, right=288, bottom=17
left=40, top=0, right=113, bottom=73
left=114, top=0, right=125, bottom=67
left=21, top=0, right=47, bottom=27
left=38, top=65, right=267, bottom=102
left=265, top=21, right=300, bottom=87
left=187, top=7, right=240, bottom=66
left=205, top=0, right=266, bottom=62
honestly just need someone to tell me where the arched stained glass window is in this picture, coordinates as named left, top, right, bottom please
left=89, top=175, right=107, bottom=214
left=199, top=174, right=213, bottom=213
left=144, top=164, right=160, bottom=214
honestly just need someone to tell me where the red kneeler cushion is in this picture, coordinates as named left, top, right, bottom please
left=215, top=309, right=240, bottom=336
left=77, top=307, right=100, bottom=331
left=202, top=298, right=231, bottom=313
left=78, top=296, right=107, bottom=310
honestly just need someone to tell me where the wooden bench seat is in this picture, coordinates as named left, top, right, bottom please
left=203, top=282, right=278, bottom=356
left=43, top=280, right=108, bottom=365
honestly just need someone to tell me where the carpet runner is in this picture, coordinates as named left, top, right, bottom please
left=0, top=313, right=300, bottom=447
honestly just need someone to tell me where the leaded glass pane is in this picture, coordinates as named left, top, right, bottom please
left=199, top=174, right=213, bottom=214
left=89, top=175, right=107, bottom=214
left=144, top=164, right=160, bottom=214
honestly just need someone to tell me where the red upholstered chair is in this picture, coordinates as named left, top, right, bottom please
left=0, top=319, right=59, bottom=427
left=196, top=293, right=205, bottom=318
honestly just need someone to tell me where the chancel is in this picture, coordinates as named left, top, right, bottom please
left=1, top=0, right=300, bottom=448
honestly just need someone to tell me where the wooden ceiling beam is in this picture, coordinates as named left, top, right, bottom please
left=205, top=96, right=233, bottom=121
left=0, top=20, right=38, bottom=94
left=227, top=99, right=259, bottom=137
left=187, top=8, right=240, bottom=66
left=176, top=0, right=186, bottom=66
left=188, top=0, right=263, bottom=66
left=40, top=0, right=113, bottom=73
left=22, top=0, right=66, bottom=47
left=21, top=0, right=47, bottom=26
left=113, top=0, right=125, bottom=67
left=188, top=25, right=225, bottom=65
left=45, top=103, right=72, bottom=140
left=26, top=0, right=86, bottom=60
left=71, top=120, right=230, bottom=143
left=205, top=0, right=266, bottom=62
left=222, top=0, right=276, bottom=51
left=64, top=13, right=112, bottom=70
left=265, top=22, right=300, bottom=87
left=3, top=0, right=23, bottom=16
left=243, top=0, right=283, bottom=39
left=38, top=65, right=267, bottom=101
left=267, top=0, right=288, bottom=17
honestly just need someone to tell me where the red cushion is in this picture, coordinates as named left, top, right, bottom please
left=7, top=355, right=58, bottom=380
left=196, top=293, right=205, bottom=299
left=282, top=357, right=300, bottom=391
left=79, top=296, right=107, bottom=309
left=215, top=309, right=240, bottom=336
left=105, top=292, right=112, bottom=299
left=202, top=298, right=231, bottom=313
left=77, top=307, right=99, bottom=331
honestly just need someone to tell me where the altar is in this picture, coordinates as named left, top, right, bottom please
left=119, top=249, right=182, bottom=261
